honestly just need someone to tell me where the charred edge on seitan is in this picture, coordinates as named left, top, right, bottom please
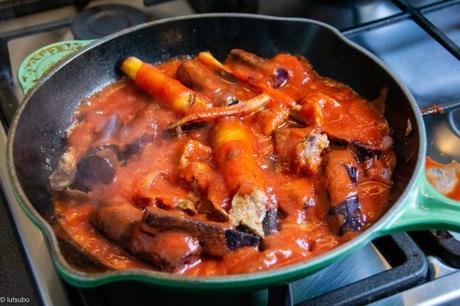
left=295, top=129, right=329, bottom=175
left=329, top=195, right=363, bottom=233
left=162, top=122, right=206, bottom=138
left=142, top=207, right=260, bottom=257
left=262, top=208, right=278, bottom=236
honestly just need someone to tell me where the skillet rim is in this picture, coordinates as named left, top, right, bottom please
left=6, top=13, right=426, bottom=289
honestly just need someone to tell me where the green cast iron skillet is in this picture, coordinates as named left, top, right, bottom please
left=7, top=14, right=460, bottom=291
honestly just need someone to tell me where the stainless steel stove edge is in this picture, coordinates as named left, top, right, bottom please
left=0, top=126, right=69, bottom=306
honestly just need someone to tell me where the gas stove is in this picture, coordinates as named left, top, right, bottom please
left=0, top=1, right=459, bottom=305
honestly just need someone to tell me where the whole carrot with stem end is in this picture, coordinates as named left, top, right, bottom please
left=197, top=51, right=233, bottom=75
left=166, top=93, right=271, bottom=131
left=121, top=56, right=212, bottom=114
left=213, top=118, right=272, bottom=237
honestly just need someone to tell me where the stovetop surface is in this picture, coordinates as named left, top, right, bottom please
left=0, top=183, right=40, bottom=305
left=0, top=1, right=459, bottom=305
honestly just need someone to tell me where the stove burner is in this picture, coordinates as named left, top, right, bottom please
left=71, top=4, right=149, bottom=40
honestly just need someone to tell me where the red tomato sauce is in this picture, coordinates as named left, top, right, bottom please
left=52, top=51, right=394, bottom=275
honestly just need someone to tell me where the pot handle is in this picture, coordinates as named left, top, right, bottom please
left=380, top=170, right=460, bottom=235
left=18, top=40, right=95, bottom=95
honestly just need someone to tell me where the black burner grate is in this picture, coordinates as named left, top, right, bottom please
left=268, top=234, right=427, bottom=306
left=411, top=231, right=460, bottom=268
left=341, top=0, right=460, bottom=60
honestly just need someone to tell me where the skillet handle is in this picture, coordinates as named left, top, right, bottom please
left=18, top=40, right=95, bottom=95
left=379, top=170, right=460, bottom=235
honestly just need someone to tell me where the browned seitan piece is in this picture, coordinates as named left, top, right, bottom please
left=178, top=140, right=229, bottom=219
left=142, top=207, right=260, bottom=257
left=363, top=150, right=396, bottom=185
left=91, top=203, right=142, bottom=248
left=130, top=230, right=201, bottom=272
left=91, top=202, right=201, bottom=271
left=274, top=127, right=329, bottom=175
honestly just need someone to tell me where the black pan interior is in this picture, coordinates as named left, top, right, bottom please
left=11, top=15, right=420, bottom=267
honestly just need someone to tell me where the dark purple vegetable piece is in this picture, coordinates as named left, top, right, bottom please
left=353, top=145, right=381, bottom=163
left=330, top=195, right=363, bottom=233
left=73, top=147, right=117, bottom=191
left=142, top=207, right=260, bottom=257
left=345, top=165, right=358, bottom=185
left=49, top=146, right=119, bottom=196
left=77, top=155, right=114, bottom=184
left=273, top=67, right=288, bottom=88
left=262, top=208, right=278, bottom=236
left=123, top=134, right=153, bottom=160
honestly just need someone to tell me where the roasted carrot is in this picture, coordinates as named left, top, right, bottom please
left=213, top=118, right=270, bottom=236
left=197, top=51, right=232, bottom=74
left=121, top=56, right=212, bottom=114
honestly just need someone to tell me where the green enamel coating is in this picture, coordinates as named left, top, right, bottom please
left=381, top=170, right=460, bottom=235
left=18, top=40, right=94, bottom=95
